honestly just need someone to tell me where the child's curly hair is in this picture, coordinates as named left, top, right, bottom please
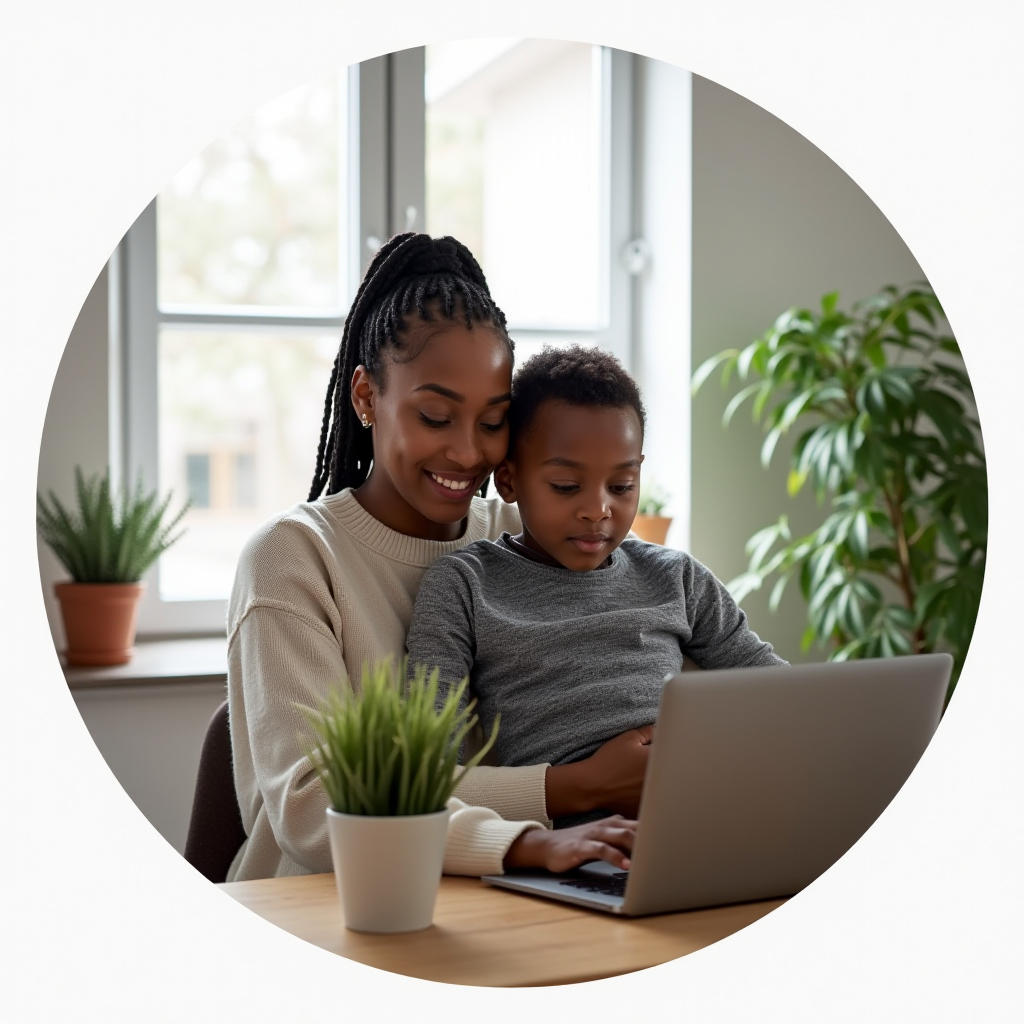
left=507, top=345, right=646, bottom=455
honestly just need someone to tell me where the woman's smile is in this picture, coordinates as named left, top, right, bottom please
left=425, top=469, right=481, bottom=498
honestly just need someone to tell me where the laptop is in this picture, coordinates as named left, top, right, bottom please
left=482, top=653, right=952, bottom=915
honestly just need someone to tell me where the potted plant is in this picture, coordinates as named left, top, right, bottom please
left=692, top=283, right=985, bottom=701
left=631, top=484, right=673, bottom=545
left=37, top=467, right=188, bottom=666
left=299, top=657, right=499, bottom=934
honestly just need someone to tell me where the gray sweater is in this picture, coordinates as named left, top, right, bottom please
left=406, top=535, right=785, bottom=775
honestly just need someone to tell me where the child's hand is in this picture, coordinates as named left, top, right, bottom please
left=503, top=816, right=637, bottom=874
left=546, top=725, right=654, bottom=820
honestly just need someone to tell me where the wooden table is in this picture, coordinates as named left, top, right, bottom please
left=220, top=872, right=785, bottom=987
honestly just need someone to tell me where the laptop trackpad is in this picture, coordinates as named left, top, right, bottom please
left=576, top=859, right=628, bottom=879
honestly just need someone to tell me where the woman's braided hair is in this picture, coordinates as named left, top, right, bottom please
left=308, top=233, right=513, bottom=500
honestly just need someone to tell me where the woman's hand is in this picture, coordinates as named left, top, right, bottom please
left=544, top=725, right=654, bottom=820
left=504, top=816, right=637, bottom=873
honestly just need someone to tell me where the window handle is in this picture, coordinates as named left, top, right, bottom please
left=621, top=238, right=650, bottom=275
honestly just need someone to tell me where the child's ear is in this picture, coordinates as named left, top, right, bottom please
left=493, top=460, right=517, bottom=503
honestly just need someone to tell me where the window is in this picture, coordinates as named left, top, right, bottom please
left=185, top=454, right=211, bottom=508
left=120, top=42, right=635, bottom=633
left=425, top=39, right=633, bottom=363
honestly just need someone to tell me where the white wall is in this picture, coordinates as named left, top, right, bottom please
left=633, top=58, right=692, bottom=550
left=38, top=265, right=226, bottom=856
left=689, top=74, right=926, bottom=663
left=36, top=265, right=112, bottom=651
left=73, top=682, right=226, bottom=855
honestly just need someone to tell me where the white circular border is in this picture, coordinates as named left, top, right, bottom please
left=2, top=2, right=1021, bottom=1020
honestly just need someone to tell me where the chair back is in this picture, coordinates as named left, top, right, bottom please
left=184, top=700, right=247, bottom=883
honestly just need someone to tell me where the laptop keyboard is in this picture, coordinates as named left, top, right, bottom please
left=557, top=871, right=629, bottom=898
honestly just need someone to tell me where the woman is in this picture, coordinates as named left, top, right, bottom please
left=226, top=234, right=652, bottom=882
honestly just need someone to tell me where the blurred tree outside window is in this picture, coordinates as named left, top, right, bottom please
left=155, top=72, right=348, bottom=601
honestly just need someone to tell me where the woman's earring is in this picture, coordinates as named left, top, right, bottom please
left=361, top=413, right=371, bottom=429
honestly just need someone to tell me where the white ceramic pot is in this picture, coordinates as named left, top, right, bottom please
left=326, top=806, right=451, bottom=933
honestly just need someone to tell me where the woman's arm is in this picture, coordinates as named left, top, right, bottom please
left=229, top=601, right=347, bottom=874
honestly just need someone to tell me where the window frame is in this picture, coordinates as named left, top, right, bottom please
left=119, top=45, right=636, bottom=635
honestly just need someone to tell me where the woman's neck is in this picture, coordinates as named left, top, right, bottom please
left=352, top=473, right=467, bottom=542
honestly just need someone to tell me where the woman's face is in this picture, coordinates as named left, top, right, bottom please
left=351, top=322, right=513, bottom=540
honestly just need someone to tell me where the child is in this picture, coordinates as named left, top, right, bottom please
left=405, top=345, right=786, bottom=824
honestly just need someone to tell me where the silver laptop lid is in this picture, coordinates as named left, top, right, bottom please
left=622, top=653, right=951, bottom=915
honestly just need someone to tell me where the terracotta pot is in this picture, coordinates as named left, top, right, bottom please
left=54, top=582, right=145, bottom=666
left=630, top=514, right=673, bottom=545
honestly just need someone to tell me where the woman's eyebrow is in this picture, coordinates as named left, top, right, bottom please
left=413, top=384, right=511, bottom=406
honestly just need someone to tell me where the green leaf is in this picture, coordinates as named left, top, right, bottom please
left=831, top=638, right=866, bottom=662
left=752, top=379, right=776, bottom=421
left=722, top=382, right=764, bottom=427
left=787, top=468, right=808, bottom=497
left=746, top=521, right=784, bottom=570
left=726, top=571, right=765, bottom=604
left=849, top=509, right=870, bottom=562
left=801, top=625, right=818, bottom=653
left=868, top=378, right=886, bottom=416
left=736, top=342, right=761, bottom=381
left=691, top=351, right=737, bottom=395
left=761, top=427, right=784, bottom=469
left=768, top=573, right=791, bottom=614
left=779, top=388, right=818, bottom=432
left=863, top=341, right=886, bottom=368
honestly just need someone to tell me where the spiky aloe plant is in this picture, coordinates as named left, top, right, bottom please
left=299, top=657, right=499, bottom=817
left=37, top=467, right=189, bottom=583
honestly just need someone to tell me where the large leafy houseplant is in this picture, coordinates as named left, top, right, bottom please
left=692, top=283, right=985, bottom=698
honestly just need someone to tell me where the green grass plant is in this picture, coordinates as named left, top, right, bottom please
left=37, top=467, right=189, bottom=583
left=299, top=657, right=500, bottom=817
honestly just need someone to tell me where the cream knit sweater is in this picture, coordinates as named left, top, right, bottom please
left=225, top=488, right=549, bottom=882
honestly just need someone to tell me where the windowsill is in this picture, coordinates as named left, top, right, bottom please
left=63, top=636, right=227, bottom=691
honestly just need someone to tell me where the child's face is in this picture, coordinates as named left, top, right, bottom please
left=495, top=400, right=643, bottom=571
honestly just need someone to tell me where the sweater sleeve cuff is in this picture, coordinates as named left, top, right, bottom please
left=450, top=762, right=551, bottom=827
left=443, top=799, right=546, bottom=877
